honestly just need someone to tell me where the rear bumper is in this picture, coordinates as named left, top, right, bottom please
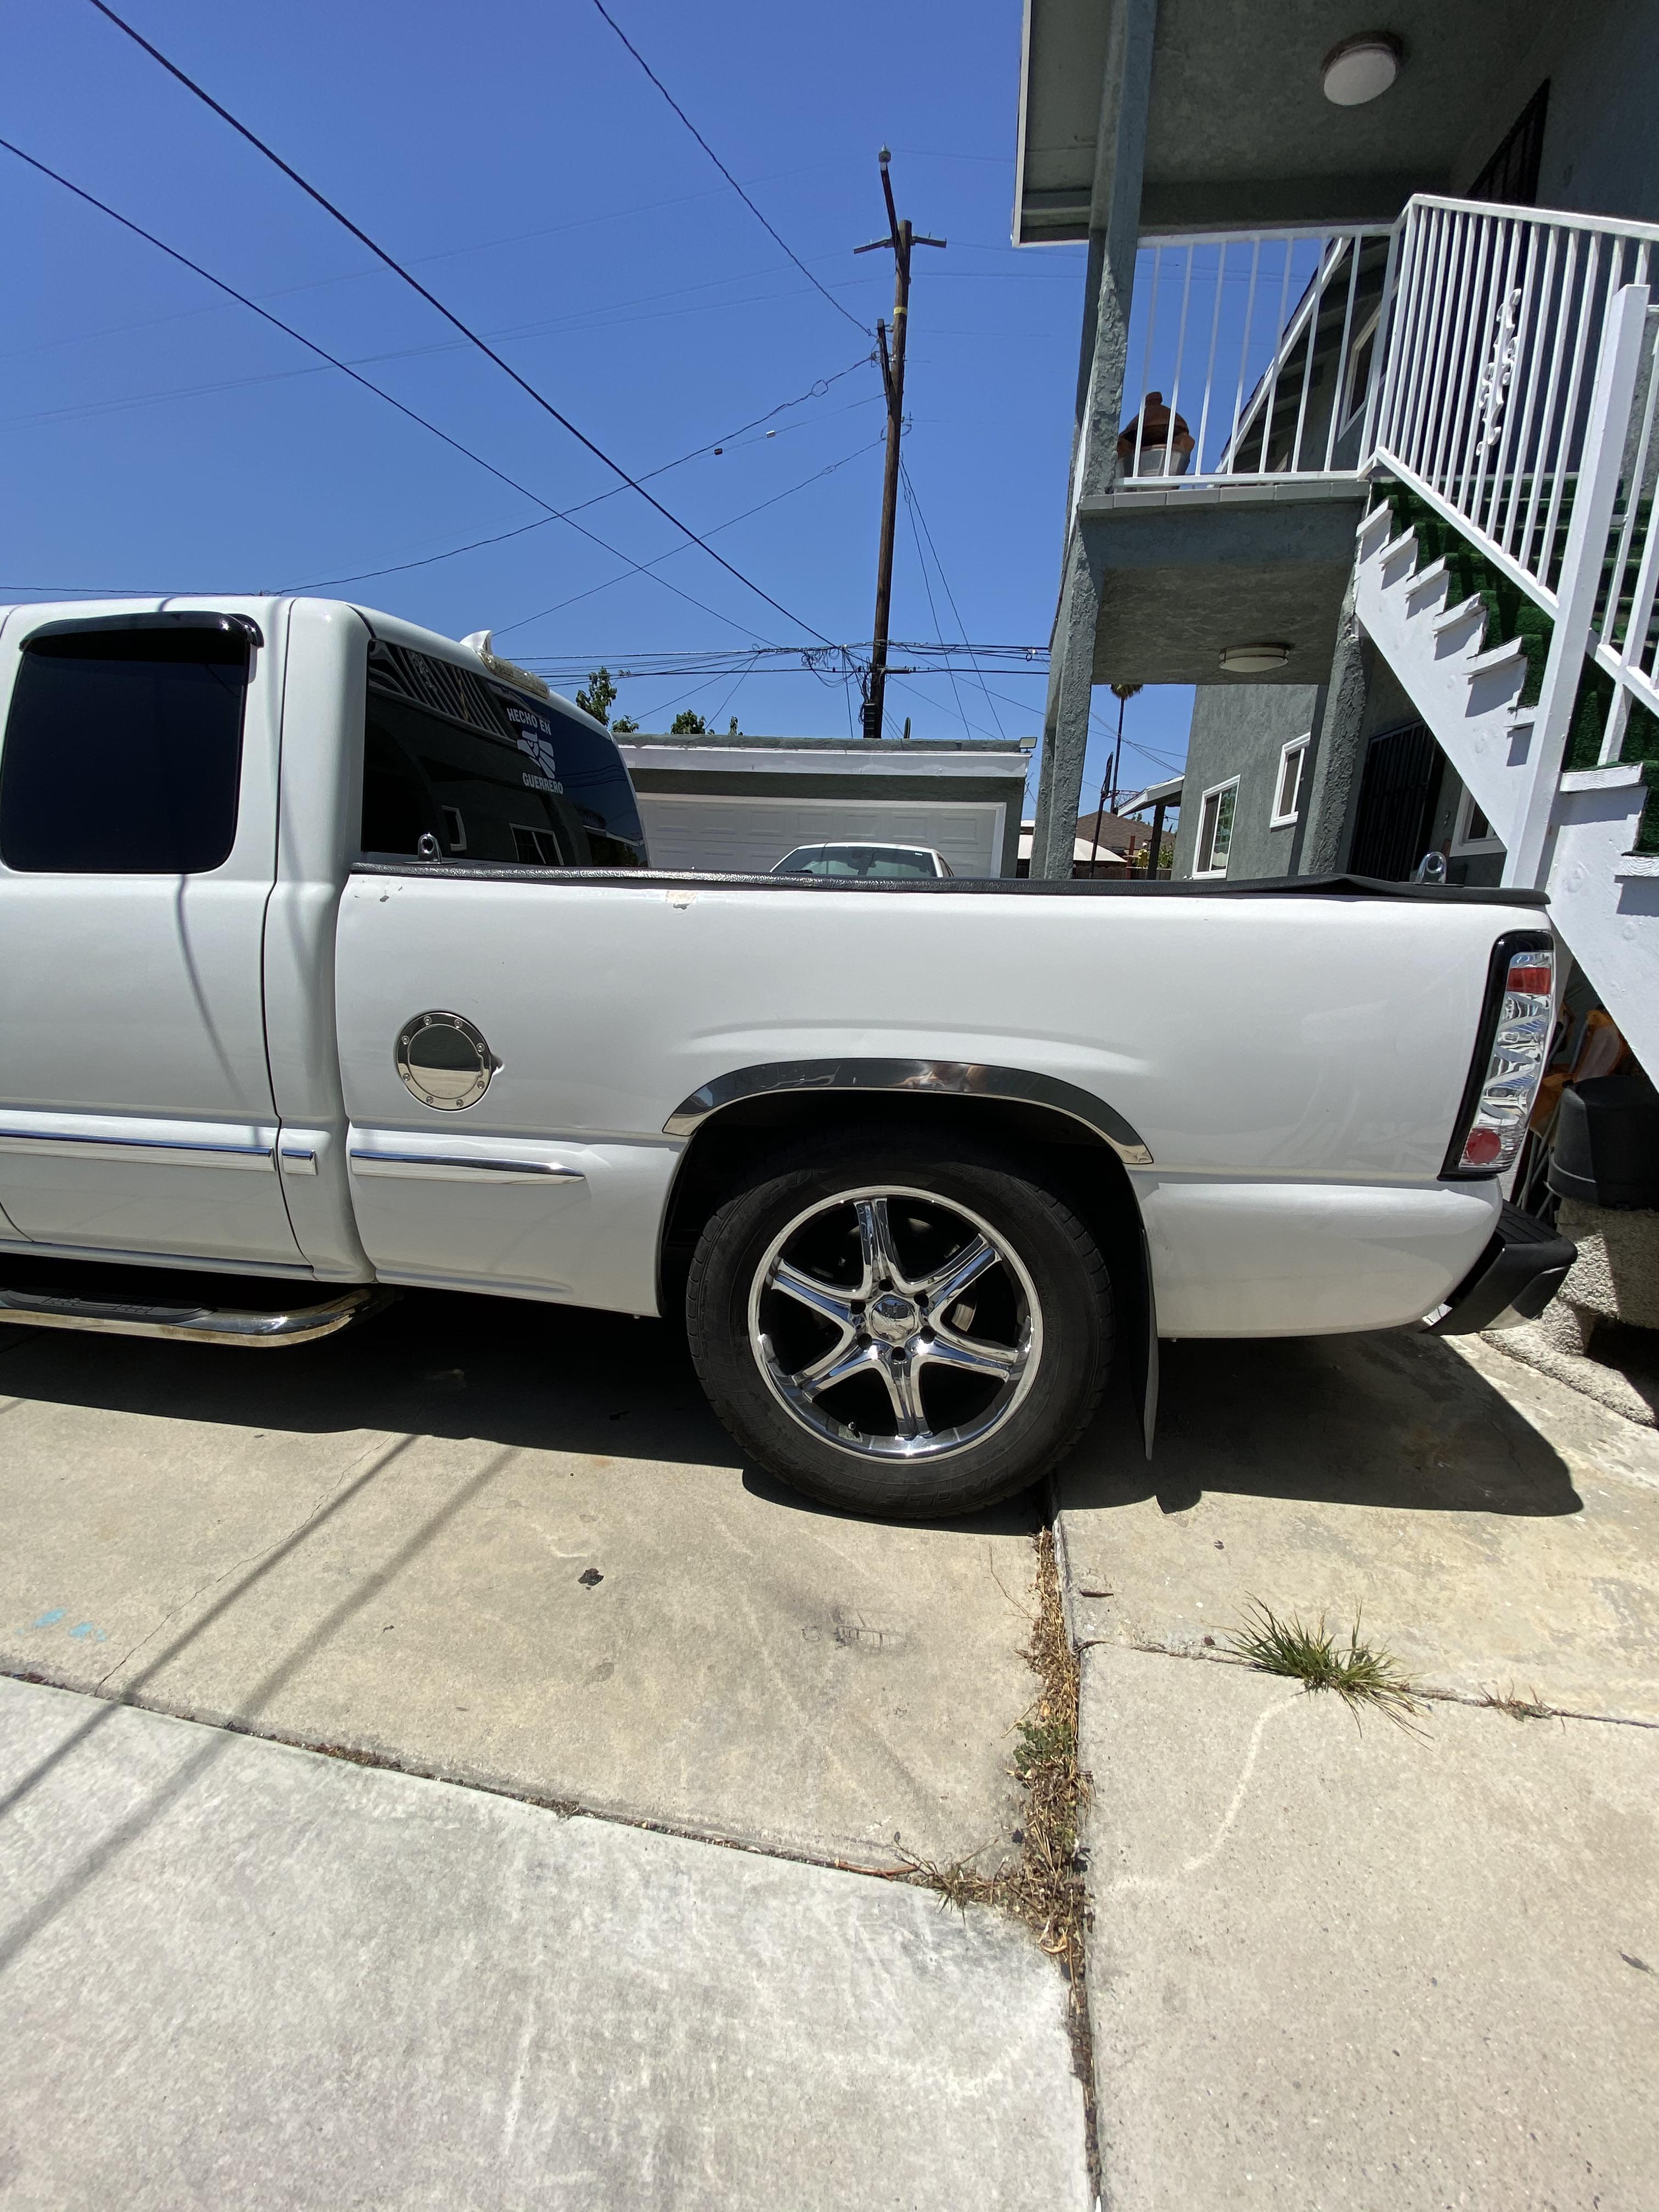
left=1427, top=1203, right=1576, bottom=1335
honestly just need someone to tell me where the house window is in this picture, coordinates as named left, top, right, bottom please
left=1271, top=737, right=1308, bottom=828
left=1452, top=786, right=1503, bottom=856
left=1340, top=307, right=1382, bottom=437
left=1195, top=778, right=1238, bottom=876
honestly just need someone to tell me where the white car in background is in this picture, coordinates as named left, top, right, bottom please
left=771, top=842, right=955, bottom=879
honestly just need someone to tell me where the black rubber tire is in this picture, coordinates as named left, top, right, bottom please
left=686, top=1128, right=1113, bottom=1519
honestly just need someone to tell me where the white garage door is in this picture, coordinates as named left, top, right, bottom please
left=635, top=794, right=1006, bottom=876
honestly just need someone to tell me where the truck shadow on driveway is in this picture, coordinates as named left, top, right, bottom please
left=1070, top=1327, right=1582, bottom=1519
left=0, top=1285, right=1035, bottom=1536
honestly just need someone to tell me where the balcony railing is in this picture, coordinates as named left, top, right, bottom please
left=1120, top=223, right=1397, bottom=484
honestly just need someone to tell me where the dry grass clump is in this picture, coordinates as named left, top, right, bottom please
left=1228, top=1600, right=1427, bottom=1734
left=1479, top=1682, right=1558, bottom=1722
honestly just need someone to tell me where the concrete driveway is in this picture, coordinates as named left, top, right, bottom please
left=1062, top=1327, right=1659, bottom=2211
left=0, top=1293, right=1090, bottom=2211
left=0, top=1291, right=1035, bottom=1869
left=9, top=1294, right=1658, bottom=2208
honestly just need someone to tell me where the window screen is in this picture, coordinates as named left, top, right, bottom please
left=0, top=620, right=251, bottom=873
left=359, top=640, right=647, bottom=868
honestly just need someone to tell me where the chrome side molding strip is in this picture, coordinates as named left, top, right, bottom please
left=0, top=1131, right=276, bottom=1171
left=348, top=1149, right=584, bottom=1184
left=663, top=1058, right=1155, bottom=1166
left=0, top=1283, right=389, bottom=1348
left=278, top=1146, right=319, bottom=1176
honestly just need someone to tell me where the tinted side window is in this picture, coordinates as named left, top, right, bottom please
left=359, top=641, right=646, bottom=868
left=0, top=625, right=250, bottom=873
left=520, top=705, right=647, bottom=868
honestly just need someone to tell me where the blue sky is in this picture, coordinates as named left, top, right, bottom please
left=0, top=0, right=1194, bottom=802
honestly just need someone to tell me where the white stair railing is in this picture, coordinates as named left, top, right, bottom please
left=1371, top=195, right=1659, bottom=758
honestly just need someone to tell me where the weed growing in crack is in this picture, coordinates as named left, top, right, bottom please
left=904, top=1529, right=1090, bottom=1994
left=1479, top=1683, right=1559, bottom=1723
left=1229, top=1600, right=1427, bottom=1734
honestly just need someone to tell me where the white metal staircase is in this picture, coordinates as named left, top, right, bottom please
left=1355, top=194, right=1659, bottom=1082
left=1355, top=499, right=1659, bottom=1079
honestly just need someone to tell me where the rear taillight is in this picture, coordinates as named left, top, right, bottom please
left=1442, top=936, right=1555, bottom=1178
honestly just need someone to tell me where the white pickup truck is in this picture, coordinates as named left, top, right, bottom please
left=0, top=599, right=1573, bottom=1516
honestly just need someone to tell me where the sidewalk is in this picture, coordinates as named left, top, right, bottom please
left=0, top=1676, right=1089, bottom=2211
left=1060, top=1327, right=1659, bottom=2210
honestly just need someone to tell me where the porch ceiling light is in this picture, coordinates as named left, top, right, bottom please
left=1321, top=33, right=1402, bottom=106
left=1218, top=643, right=1293, bottom=673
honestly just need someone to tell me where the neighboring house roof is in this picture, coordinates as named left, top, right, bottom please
left=1071, top=809, right=1138, bottom=852
left=1018, top=825, right=1130, bottom=869
left=616, top=735, right=1032, bottom=781
left=1119, top=776, right=1184, bottom=812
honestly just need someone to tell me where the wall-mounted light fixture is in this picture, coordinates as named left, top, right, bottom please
left=1218, top=643, right=1293, bottom=673
left=1321, top=33, right=1403, bottom=106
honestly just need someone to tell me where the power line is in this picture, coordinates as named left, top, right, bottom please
left=900, top=476, right=972, bottom=741
left=0, top=286, right=880, bottom=438
left=521, top=642, right=1053, bottom=679
left=588, top=0, right=870, bottom=339
left=900, top=462, right=1006, bottom=741
left=289, top=356, right=876, bottom=592
left=0, top=163, right=860, bottom=368
left=86, top=0, right=832, bottom=642
left=493, top=435, right=885, bottom=640
left=0, top=133, right=776, bottom=641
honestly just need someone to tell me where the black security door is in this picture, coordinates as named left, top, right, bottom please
left=1347, top=721, right=1444, bottom=882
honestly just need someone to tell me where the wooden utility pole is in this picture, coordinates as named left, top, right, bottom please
left=855, top=150, right=944, bottom=740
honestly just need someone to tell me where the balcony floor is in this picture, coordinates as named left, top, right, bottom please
left=1078, top=477, right=1368, bottom=687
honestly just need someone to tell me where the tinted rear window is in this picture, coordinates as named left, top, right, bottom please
left=359, top=640, right=646, bottom=869
left=0, top=622, right=251, bottom=873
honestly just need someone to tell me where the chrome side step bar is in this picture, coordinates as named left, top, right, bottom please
left=0, top=1283, right=391, bottom=1348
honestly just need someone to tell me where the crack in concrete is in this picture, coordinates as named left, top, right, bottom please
left=0, top=1666, right=932, bottom=1887
left=1079, top=1634, right=1659, bottom=1731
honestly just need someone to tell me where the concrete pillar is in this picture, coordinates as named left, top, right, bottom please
left=1031, top=0, right=1156, bottom=879
left=1296, top=557, right=1372, bottom=876
left=1034, top=528, right=1108, bottom=878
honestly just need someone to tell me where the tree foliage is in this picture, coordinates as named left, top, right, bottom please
left=575, top=668, right=617, bottom=726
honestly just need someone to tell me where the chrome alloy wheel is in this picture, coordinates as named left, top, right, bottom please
left=747, top=1186, right=1043, bottom=1461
